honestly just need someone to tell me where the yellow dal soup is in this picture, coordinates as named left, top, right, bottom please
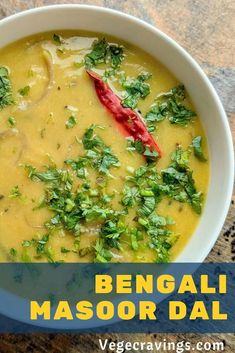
left=0, top=32, right=209, bottom=263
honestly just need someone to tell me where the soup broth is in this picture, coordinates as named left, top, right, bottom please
left=0, top=31, right=209, bottom=262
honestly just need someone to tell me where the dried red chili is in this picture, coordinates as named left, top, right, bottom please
left=87, top=70, right=162, bottom=158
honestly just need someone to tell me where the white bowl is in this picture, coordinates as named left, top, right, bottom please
left=0, top=4, right=234, bottom=263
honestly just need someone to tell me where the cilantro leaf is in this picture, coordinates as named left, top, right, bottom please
left=192, top=136, right=207, bottom=161
left=26, top=166, right=62, bottom=182
left=138, top=213, right=176, bottom=263
left=122, top=185, right=139, bottom=207
left=10, top=248, right=17, bottom=257
left=145, top=85, right=196, bottom=129
left=66, top=125, right=120, bottom=176
left=171, top=145, right=189, bottom=170
left=101, top=219, right=126, bottom=249
left=85, top=38, right=124, bottom=69
left=126, top=138, right=159, bottom=161
left=138, top=196, right=156, bottom=217
left=168, top=99, right=195, bottom=125
left=61, top=247, right=70, bottom=254
left=161, top=146, right=203, bottom=214
left=8, top=116, right=16, bottom=127
left=94, top=239, right=112, bottom=263
left=129, top=228, right=143, bottom=251
left=9, top=185, right=22, bottom=199
left=53, top=33, right=64, bottom=45
left=22, top=234, right=54, bottom=262
left=85, top=38, right=108, bottom=68
left=121, top=72, right=152, bottom=109
left=109, top=45, right=124, bottom=68
left=65, top=115, right=77, bottom=129
left=0, top=67, right=14, bottom=110
left=18, top=85, right=30, bottom=97
left=145, top=103, right=167, bottom=132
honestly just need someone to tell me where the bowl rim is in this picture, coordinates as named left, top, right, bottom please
left=0, top=4, right=234, bottom=265
left=0, top=2, right=234, bottom=332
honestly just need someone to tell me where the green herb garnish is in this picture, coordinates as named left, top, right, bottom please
left=130, top=229, right=143, bottom=251
left=145, top=85, right=196, bottom=129
left=9, top=185, right=22, bottom=199
left=10, top=248, right=17, bottom=257
left=8, top=116, right=16, bottom=127
left=161, top=145, right=203, bottom=214
left=53, top=34, right=64, bottom=45
left=126, top=138, right=159, bottom=161
left=121, top=72, right=152, bottom=109
left=0, top=67, right=14, bottom=110
left=85, top=38, right=124, bottom=69
left=65, top=125, right=120, bottom=176
left=65, top=115, right=77, bottom=129
left=18, top=85, right=30, bottom=97
left=25, top=155, right=122, bottom=260
left=100, top=218, right=126, bottom=250
left=94, top=239, right=112, bottom=263
left=61, top=247, right=70, bottom=254
left=139, top=213, right=176, bottom=263
left=192, top=136, right=207, bottom=161
left=22, top=234, right=54, bottom=262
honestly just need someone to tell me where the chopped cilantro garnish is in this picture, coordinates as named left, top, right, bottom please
left=139, top=213, right=176, bottom=263
left=109, top=44, right=124, bottom=68
left=167, top=101, right=195, bottom=125
left=53, top=33, right=64, bottom=45
left=0, top=67, right=14, bottom=110
left=94, top=239, right=112, bottom=263
left=85, top=38, right=108, bottom=68
left=22, top=234, right=54, bottom=262
left=22, top=240, right=33, bottom=247
left=126, top=138, right=159, bottom=162
left=61, top=247, right=70, bottom=254
left=130, top=228, right=143, bottom=251
left=74, top=61, right=83, bottom=69
left=138, top=195, right=156, bottom=217
left=143, top=147, right=159, bottom=160
left=102, top=68, right=118, bottom=80
left=145, top=85, right=196, bottom=129
left=121, top=72, right=152, bottom=109
left=25, top=165, right=62, bottom=182
left=79, top=247, right=93, bottom=257
left=120, top=143, right=203, bottom=261
left=21, top=102, right=205, bottom=264
left=161, top=145, right=203, bottom=214
left=171, top=145, right=189, bottom=170
left=10, top=248, right=17, bottom=257
left=85, top=38, right=124, bottom=69
left=192, top=136, right=207, bottom=161
left=9, top=185, right=22, bottom=199
left=66, top=125, right=120, bottom=176
left=65, top=115, right=77, bottom=129
left=100, top=218, right=126, bottom=250
left=25, top=153, right=121, bottom=257
left=21, top=249, right=31, bottom=263
left=18, top=85, right=30, bottom=97
left=122, top=164, right=168, bottom=222
left=82, top=124, right=104, bottom=149
left=7, top=116, right=16, bottom=127
left=145, top=103, right=167, bottom=132
left=122, top=185, right=139, bottom=207
left=65, top=157, right=87, bottom=179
